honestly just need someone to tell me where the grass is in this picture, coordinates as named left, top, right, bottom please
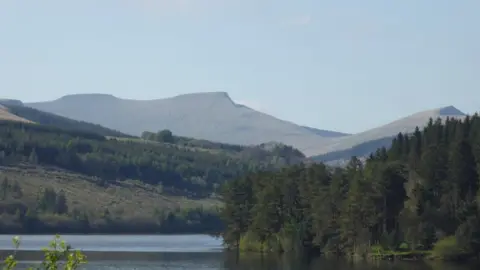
left=0, top=164, right=222, bottom=217
left=369, top=245, right=431, bottom=261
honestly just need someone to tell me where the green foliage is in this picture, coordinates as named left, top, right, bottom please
left=222, top=114, right=480, bottom=262
left=430, top=236, right=468, bottom=261
left=2, top=235, right=87, bottom=270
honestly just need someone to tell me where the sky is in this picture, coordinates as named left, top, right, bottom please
left=0, top=0, right=479, bottom=134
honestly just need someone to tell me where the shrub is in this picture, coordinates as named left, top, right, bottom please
left=2, top=235, right=87, bottom=270
left=430, top=236, right=469, bottom=261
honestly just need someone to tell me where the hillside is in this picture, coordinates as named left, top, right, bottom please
left=0, top=121, right=303, bottom=234
left=0, top=121, right=304, bottom=197
left=25, top=92, right=343, bottom=156
left=0, top=164, right=222, bottom=234
left=0, top=105, right=31, bottom=123
left=0, top=101, right=133, bottom=138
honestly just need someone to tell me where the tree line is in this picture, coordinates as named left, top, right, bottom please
left=222, top=115, right=480, bottom=261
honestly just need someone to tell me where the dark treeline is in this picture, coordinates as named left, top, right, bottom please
left=222, top=115, right=480, bottom=261
left=0, top=176, right=223, bottom=234
left=0, top=121, right=303, bottom=198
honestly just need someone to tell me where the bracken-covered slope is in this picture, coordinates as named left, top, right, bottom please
left=0, top=104, right=31, bottom=123
left=26, top=92, right=343, bottom=156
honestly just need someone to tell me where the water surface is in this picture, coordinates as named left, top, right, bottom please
left=0, top=234, right=476, bottom=270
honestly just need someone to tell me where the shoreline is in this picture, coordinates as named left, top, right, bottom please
left=0, top=233, right=220, bottom=236
left=0, top=249, right=226, bottom=262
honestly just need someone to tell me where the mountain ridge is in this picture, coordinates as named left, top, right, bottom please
left=15, top=92, right=468, bottom=158
left=26, top=92, right=342, bottom=156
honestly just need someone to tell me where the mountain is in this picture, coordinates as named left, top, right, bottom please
left=25, top=92, right=345, bottom=156
left=0, top=101, right=133, bottom=138
left=25, top=93, right=467, bottom=158
left=310, top=105, right=466, bottom=162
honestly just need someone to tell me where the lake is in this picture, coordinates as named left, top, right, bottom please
left=0, top=234, right=477, bottom=270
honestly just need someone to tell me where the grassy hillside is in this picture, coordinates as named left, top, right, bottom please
left=0, top=164, right=223, bottom=234
left=0, top=120, right=304, bottom=234
left=0, top=121, right=303, bottom=197
left=1, top=103, right=133, bottom=138
left=1, top=164, right=220, bottom=215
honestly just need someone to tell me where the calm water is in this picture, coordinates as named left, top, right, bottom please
left=0, top=234, right=477, bottom=270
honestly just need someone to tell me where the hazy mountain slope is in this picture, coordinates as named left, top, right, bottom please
left=309, top=105, right=466, bottom=158
left=311, top=136, right=395, bottom=163
left=24, top=92, right=466, bottom=159
left=26, top=92, right=341, bottom=156
left=0, top=104, right=32, bottom=123
left=301, top=126, right=350, bottom=137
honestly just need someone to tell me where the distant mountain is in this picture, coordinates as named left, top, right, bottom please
left=311, top=136, right=395, bottom=164
left=19, top=92, right=468, bottom=159
left=0, top=101, right=133, bottom=138
left=310, top=105, right=466, bottom=163
left=26, top=92, right=346, bottom=156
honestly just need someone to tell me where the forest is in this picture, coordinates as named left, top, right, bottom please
left=0, top=120, right=302, bottom=234
left=222, top=115, right=480, bottom=261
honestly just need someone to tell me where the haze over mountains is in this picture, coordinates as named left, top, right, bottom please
left=2, top=92, right=467, bottom=158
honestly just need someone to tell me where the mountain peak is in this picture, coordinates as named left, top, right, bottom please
left=438, top=105, right=465, bottom=116
left=58, top=93, right=118, bottom=101
left=175, top=91, right=232, bottom=100
left=171, top=91, right=236, bottom=105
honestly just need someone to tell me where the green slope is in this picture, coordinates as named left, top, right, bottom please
left=0, top=120, right=305, bottom=234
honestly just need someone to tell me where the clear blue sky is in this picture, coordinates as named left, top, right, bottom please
left=1, top=0, right=478, bottom=134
